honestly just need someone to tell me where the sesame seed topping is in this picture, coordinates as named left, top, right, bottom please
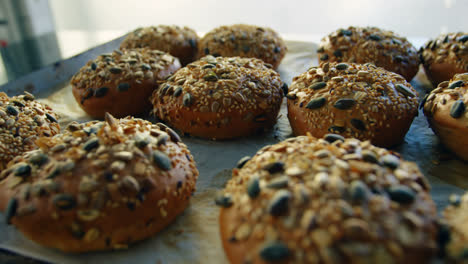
left=288, top=62, right=419, bottom=147
left=150, top=56, right=284, bottom=139
left=0, top=115, right=199, bottom=250
left=120, top=25, right=199, bottom=65
left=197, top=24, right=286, bottom=69
left=219, top=135, right=437, bottom=263
left=318, top=26, right=419, bottom=81
left=0, top=92, right=60, bottom=169
left=419, top=33, right=468, bottom=85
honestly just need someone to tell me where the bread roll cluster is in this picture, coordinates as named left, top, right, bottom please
left=1, top=24, right=467, bottom=264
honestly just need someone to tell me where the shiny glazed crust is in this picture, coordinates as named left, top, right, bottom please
left=286, top=62, right=419, bottom=148
left=151, top=56, right=284, bottom=139
left=317, top=26, right=419, bottom=81
left=0, top=115, right=198, bottom=252
left=419, top=32, right=468, bottom=87
left=423, top=73, right=468, bottom=161
left=120, top=25, right=199, bottom=65
left=198, top=24, right=287, bottom=69
left=71, top=49, right=181, bottom=119
left=218, top=135, right=438, bottom=264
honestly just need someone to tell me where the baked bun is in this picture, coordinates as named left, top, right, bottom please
left=419, top=32, right=468, bottom=87
left=423, top=73, right=468, bottom=161
left=120, top=25, right=199, bottom=65
left=286, top=62, right=419, bottom=148
left=441, top=192, right=468, bottom=263
left=317, top=26, right=419, bottom=81
left=0, top=114, right=198, bottom=252
left=0, top=92, right=60, bottom=171
left=71, top=49, right=181, bottom=119
left=151, top=55, right=284, bottom=139
left=217, top=135, right=438, bottom=264
left=198, top=24, right=287, bottom=69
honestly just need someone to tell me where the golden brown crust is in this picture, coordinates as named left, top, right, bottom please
left=0, top=115, right=198, bottom=252
left=317, top=26, right=419, bottom=81
left=423, top=73, right=468, bottom=161
left=0, top=92, right=60, bottom=171
left=151, top=56, right=284, bottom=139
left=419, top=33, right=468, bottom=87
left=443, top=193, right=468, bottom=263
left=286, top=62, right=419, bottom=148
left=198, top=24, right=287, bottom=69
left=217, top=135, right=438, bottom=264
left=120, top=25, right=199, bottom=65
left=71, top=49, right=181, bottom=119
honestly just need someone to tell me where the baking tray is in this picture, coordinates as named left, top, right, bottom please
left=0, top=36, right=467, bottom=264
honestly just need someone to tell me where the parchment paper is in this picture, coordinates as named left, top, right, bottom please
left=0, top=40, right=467, bottom=264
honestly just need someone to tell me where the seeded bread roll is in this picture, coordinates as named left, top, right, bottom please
left=441, top=193, right=468, bottom=263
left=120, top=25, right=199, bottom=65
left=216, top=135, right=438, bottom=264
left=71, top=49, right=181, bottom=119
left=198, top=24, right=287, bottom=69
left=286, top=62, right=419, bottom=148
left=0, top=114, right=198, bottom=252
left=0, top=92, right=60, bottom=171
left=419, top=33, right=468, bottom=87
left=151, top=55, right=285, bottom=139
left=317, top=26, right=419, bottom=81
left=423, top=73, right=468, bottom=161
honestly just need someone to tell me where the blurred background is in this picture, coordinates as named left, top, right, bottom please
left=0, top=0, right=467, bottom=85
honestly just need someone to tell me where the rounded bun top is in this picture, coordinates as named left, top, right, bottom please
left=198, top=24, right=287, bottom=69
left=318, top=26, right=419, bottom=81
left=152, top=55, right=284, bottom=118
left=0, top=92, right=60, bottom=170
left=0, top=114, right=198, bottom=251
left=287, top=62, right=419, bottom=147
left=423, top=73, right=468, bottom=126
left=71, top=48, right=180, bottom=98
left=218, top=135, right=437, bottom=263
left=419, top=32, right=468, bottom=85
left=120, top=25, right=199, bottom=65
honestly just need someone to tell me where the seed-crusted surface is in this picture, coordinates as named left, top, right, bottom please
left=151, top=56, right=284, bottom=139
left=70, top=48, right=180, bottom=118
left=120, top=25, right=199, bottom=65
left=0, top=115, right=198, bottom=252
left=218, top=135, right=438, bottom=264
left=198, top=24, right=287, bottom=69
left=443, top=192, right=468, bottom=262
left=423, top=73, right=468, bottom=160
left=317, top=26, right=419, bottom=81
left=419, top=32, right=468, bottom=86
left=287, top=62, right=419, bottom=148
left=71, top=48, right=177, bottom=93
left=0, top=92, right=60, bottom=171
